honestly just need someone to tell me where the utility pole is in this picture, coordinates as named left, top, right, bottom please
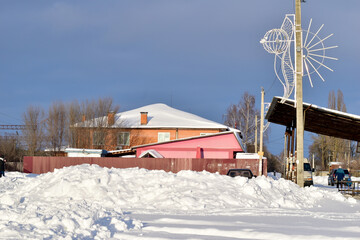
left=258, top=87, right=264, bottom=176
left=312, top=153, right=315, bottom=170
left=295, top=0, right=304, bottom=187
left=255, top=115, right=258, bottom=153
left=348, top=140, right=351, bottom=171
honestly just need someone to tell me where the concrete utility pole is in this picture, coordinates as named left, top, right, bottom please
left=255, top=115, right=258, bottom=153
left=258, top=88, right=264, bottom=176
left=295, top=0, right=304, bottom=187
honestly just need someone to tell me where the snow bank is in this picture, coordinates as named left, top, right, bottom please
left=0, top=167, right=142, bottom=239
left=0, top=165, right=357, bottom=239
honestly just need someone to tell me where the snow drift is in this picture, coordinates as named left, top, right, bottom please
left=0, top=164, right=357, bottom=239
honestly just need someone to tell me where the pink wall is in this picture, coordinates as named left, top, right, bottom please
left=23, top=156, right=267, bottom=176
left=136, top=132, right=243, bottom=159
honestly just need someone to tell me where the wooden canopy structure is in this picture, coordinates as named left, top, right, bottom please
left=266, top=97, right=360, bottom=141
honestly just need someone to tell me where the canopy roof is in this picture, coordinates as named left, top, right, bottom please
left=266, top=97, right=360, bottom=141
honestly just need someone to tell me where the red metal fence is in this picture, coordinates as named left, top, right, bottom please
left=23, top=156, right=267, bottom=176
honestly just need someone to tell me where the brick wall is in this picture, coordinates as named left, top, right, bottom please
left=79, top=128, right=222, bottom=150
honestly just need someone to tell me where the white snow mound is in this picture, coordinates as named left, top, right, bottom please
left=0, top=164, right=354, bottom=239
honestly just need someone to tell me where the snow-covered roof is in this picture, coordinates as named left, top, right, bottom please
left=273, top=97, right=360, bottom=120
left=266, top=96, right=360, bottom=141
left=85, top=103, right=229, bottom=130
left=139, top=149, right=164, bottom=158
left=64, top=148, right=107, bottom=157
left=65, top=148, right=107, bottom=154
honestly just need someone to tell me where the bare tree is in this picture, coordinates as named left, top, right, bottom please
left=264, top=145, right=282, bottom=173
left=0, top=133, right=24, bottom=171
left=46, top=101, right=67, bottom=153
left=69, top=97, right=120, bottom=149
left=309, top=134, right=330, bottom=170
left=223, top=92, right=265, bottom=151
left=224, top=104, right=241, bottom=129
left=309, top=89, right=352, bottom=170
left=67, top=100, right=83, bottom=148
left=239, top=92, right=257, bottom=146
left=22, top=105, right=45, bottom=156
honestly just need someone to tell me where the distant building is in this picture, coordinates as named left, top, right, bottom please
left=72, top=103, right=231, bottom=151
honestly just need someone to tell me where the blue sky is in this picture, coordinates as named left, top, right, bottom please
left=0, top=0, right=359, bottom=156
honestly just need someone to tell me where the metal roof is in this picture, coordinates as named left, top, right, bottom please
left=78, top=103, right=229, bottom=130
left=265, top=97, right=360, bottom=141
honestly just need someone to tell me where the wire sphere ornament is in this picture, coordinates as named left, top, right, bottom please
left=260, top=29, right=290, bottom=54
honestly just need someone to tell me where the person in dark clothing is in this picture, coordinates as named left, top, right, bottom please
left=335, top=168, right=345, bottom=188
left=0, top=156, right=6, bottom=178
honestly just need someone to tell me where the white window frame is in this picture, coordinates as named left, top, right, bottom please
left=158, top=132, right=170, bottom=142
left=93, top=131, right=105, bottom=146
left=117, top=132, right=130, bottom=146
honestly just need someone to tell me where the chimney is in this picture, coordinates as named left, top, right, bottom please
left=140, top=112, right=148, bottom=125
left=108, top=112, right=115, bottom=126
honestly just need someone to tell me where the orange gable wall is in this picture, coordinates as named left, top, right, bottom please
left=129, top=128, right=222, bottom=147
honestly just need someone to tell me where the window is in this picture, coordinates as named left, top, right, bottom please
left=117, top=132, right=130, bottom=146
left=93, top=131, right=105, bottom=146
left=304, top=163, right=312, bottom=171
left=158, top=132, right=170, bottom=142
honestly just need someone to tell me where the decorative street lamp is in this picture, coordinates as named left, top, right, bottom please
left=260, top=0, right=337, bottom=187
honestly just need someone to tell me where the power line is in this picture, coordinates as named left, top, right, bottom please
left=0, top=111, right=22, bottom=121
left=265, top=65, right=281, bottom=94
left=0, top=125, right=27, bottom=130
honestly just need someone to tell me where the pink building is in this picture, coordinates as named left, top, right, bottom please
left=24, top=131, right=267, bottom=176
left=133, top=131, right=244, bottom=159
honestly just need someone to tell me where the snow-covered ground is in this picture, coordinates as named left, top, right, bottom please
left=1, top=165, right=359, bottom=239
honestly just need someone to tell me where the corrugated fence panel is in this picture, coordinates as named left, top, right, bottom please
left=189, top=158, right=207, bottom=172
left=218, top=159, right=237, bottom=175
left=23, top=156, right=267, bottom=176
left=37, top=157, right=50, bottom=174
left=23, top=156, right=33, bottom=173
left=175, top=158, right=193, bottom=171
left=262, top=158, right=267, bottom=176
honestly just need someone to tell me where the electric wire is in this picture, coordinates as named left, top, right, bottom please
left=265, top=63, right=282, bottom=94
left=0, top=111, right=23, bottom=122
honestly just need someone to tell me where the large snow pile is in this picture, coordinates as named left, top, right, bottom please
left=0, top=165, right=357, bottom=239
